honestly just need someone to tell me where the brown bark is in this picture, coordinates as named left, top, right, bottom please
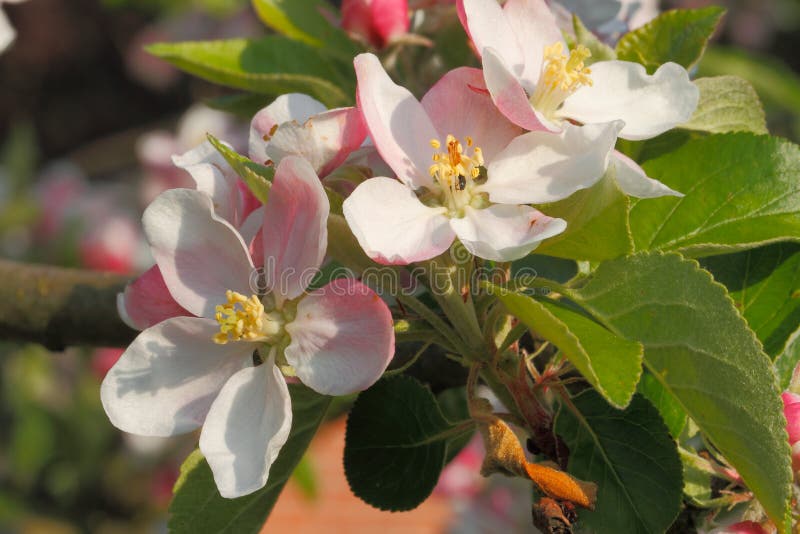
left=0, top=259, right=136, bottom=350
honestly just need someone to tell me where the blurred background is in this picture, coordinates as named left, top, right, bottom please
left=0, top=0, right=798, bottom=532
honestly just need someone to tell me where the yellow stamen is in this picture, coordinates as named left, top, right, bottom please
left=213, top=290, right=269, bottom=344
left=428, top=133, right=485, bottom=213
left=531, top=42, right=593, bottom=118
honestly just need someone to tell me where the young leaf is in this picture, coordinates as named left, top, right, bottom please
left=630, top=133, right=800, bottom=257
left=567, top=252, right=793, bottom=532
left=251, top=0, right=360, bottom=60
left=207, top=134, right=273, bottom=205
left=344, top=376, right=473, bottom=511
left=535, top=172, right=633, bottom=261
left=702, top=243, right=800, bottom=387
left=555, top=391, right=683, bottom=533
left=616, top=7, right=725, bottom=73
left=495, top=288, right=643, bottom=408
left=168, top=385, right=332, bottom=534
left=681, top=76, right=768, bottom=134
left=147, top=37, right=351, bottom=108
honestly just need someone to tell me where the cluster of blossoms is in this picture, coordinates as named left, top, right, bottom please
left=102, top=0, right=699, bottom=498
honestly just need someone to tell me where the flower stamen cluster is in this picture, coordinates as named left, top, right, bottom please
left=428, top=134, right=486, bottom=216
left=213, top=290, right=284, bottom=344
left=531, top=42, right=593, bottom=118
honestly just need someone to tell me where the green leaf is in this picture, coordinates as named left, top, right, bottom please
left=681, top=76, right=768, bottom=134
left=776, top=329, right=800, bottom=390
left=616, top=7, right=725, bottom=73
left=147, top=37, right=351, bottom=107
left=572, top=14, right=616, bottom=64
left=207, top=134, right=273, bottom=204
left=535, top=173, right=633, bottom=261
left=555, top=391, right=683, bottom=534
left=251, top=0, right=360, bottom=60
left=567, top=252, right=793, bottom=531
left=168, top=385, right=332, bottom=534
left=344, top=376, right=473, bottom=511
left=637, top=371, right=687, bottom=438
left=630, top=133, right=800, bottom=257
left=494, top=288, right=643, bottom=408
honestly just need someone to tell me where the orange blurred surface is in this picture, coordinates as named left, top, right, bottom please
left=263, top=418, right=455, bottom=534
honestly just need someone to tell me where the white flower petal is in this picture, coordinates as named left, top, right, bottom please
left=612, top=150, right=683, bottom=198
left=354, top=53, right=439, bottom=189
left=172, top=141, right=241, bottom=225
left=343, top=177, right=454, bottom=265
left=199, top=356, right=292, bottom=498
left=249, top=93, right=326, bottom=164
left=502, top=0, right=563, bottom=83
left=100, top=317, right=252, bottom=437
left=559, top=61, right=700, bottom=141
left=0, top=8, right=16, bottom=53
left=144, top=188, right=255, bottom=319
left=482, top=121, right=622, bottom=204
left=460, top=0, right=524, bottom=76
left=285, top=278, right=395, bottom=396
left=450, top=205, right=566, bottom=261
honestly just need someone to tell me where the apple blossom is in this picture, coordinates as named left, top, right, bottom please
left=458, top=0, right=698, bottom=140
left=341, top=0, right=409, bottom=49
left=102, top=156, right=395, bottom=498
left=342, top=53, right=653, bottom=263
left=781, top=391, right=800, bottom=472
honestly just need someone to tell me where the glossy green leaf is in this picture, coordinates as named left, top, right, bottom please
left=207, top=134, right=273, bottom=205
left=616, top=7, right=725, bottom=73
left=681, top=76, right=767, bottom=134
left=495, top=288, right=643, bottom=408
left=567, top=252, right=793, bottom=531
left=251, top=0, right=360, bottom=59
left=555, top=391, right=682, bottom=533
left=168, top=385, right=331, bottom=534
left=147, top=37, right=351, bottom=107
left=630, top=133, right=800, bottom=257
left=536, top=173, right=633, bottom=261
left=776, top=329, right=800, bottom=390
left=344, top=376, right=473, bottom=511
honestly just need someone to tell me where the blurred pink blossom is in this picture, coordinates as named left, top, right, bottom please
left=341, top=0, right=409, bottom=48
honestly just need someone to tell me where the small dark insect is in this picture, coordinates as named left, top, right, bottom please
left=456, top=174, right=467, bottom=190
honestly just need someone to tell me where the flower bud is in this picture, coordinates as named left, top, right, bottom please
left=341, top=0, right=409, bottom=49
left=781, top=391, right=800, bottom=471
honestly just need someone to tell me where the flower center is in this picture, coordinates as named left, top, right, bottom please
left=427, top=134, right=487, bottom=216
left=530, top=42, right=593, bottom=119
left=213, top=290, right=285, bottom=345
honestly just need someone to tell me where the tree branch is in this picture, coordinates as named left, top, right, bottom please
left=0, top=259, right=136, bottom=350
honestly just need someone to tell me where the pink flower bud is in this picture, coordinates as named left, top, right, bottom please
left=341, top=0, right=409, bottom=49
left=712, top=521, right=769, bottom=534
left=781, top=391, right=800, bottom=471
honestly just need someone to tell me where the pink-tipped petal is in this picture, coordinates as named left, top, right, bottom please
left=503, top=0, right=563, bottom=82
left=421, top=67, right=522, bottom=161
left=262, top=156, right=329, bottom=301
left=482, top=48, right=556, bottom=132
left=199, top=356, right=292, bottom=498
left=459, top=0, right=524, bottom=72
left=343, top=177, right=454, bottom=265
left=450, top=205, right=566, bottom=261
left=249, top=94, right=327, bottom=164
left=100, top=317, right=252, bottom=437
left=354, top=53, right=439, bottom=189
left=611, top=150, right=683, bottom=198
left=371, top=0, right=409, bottom=46
left=559, top=61, right=700, bottom=141
left=265, top=106, right=368, bottom=178
left=482, top=121, right=622, bottom=204
left=285, top=278, right=395, bottom=395
left=144, top=189, right=255, bottom=319
left=117, top=265, right=190, bottom=330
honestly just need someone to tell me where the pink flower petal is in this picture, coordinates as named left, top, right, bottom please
left=342, top=176, right=454, bottom=265
left=449, top=204, right=566, bottom=261
left=285, top=278, right=395, bottom=395
left=262, top=156, right=329, bottom=302
left=249, top=93, right=327, bottom=164
left=782, top=391, right=800, bottom=445
left=144, top=189, right=255, bottom=319
left=265, top=106, right=368, bottom=178
left=354, top=53, right=439, bottom=189
left=100, top=317, right=253, bottom=436
left=371, top=0, right=409, bottom=46
left=199, top=355, right=292, bottom=498
left=420, top=67, right=522, bottom=162
left=117, top=264, right=190, bottom=330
